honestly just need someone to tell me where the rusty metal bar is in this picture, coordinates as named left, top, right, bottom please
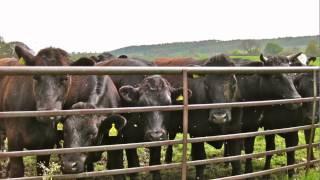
left=7, top=143, right=320, bottom=180
left=188, top=142, right=320, bottom=166
left=0, top=97, right=319, bottom=118
left=216, top=159, right=320, bottom=180
left=306, top=70, right=318, bottom=173
left=1, top=125, right=318, bottom=158
left=187, top=124, right=320, bottom=143
left=9, top=163, right=182, bottom=180
left=0, top=66, right=319, bottom=76
left=181, top=70, right=189, bottom=180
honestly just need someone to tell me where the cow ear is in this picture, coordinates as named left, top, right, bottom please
left=71, top=57, right=95, bottom=66
left=119, top=85, right=140, bottom=103
left=171, top=87, right=192, bottom=103
left=15, top=45, right=35, bottom=66
left=307, top=57, right=317, bottom=65
left=259, top=54, right=267, bottom=63
left=96, top=114, right=127, bottom=145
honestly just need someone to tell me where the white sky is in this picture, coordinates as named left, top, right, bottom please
left=0, top=0, right=319, bottom=52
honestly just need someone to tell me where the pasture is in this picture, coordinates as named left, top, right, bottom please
left=12, top=128, right=319, bottom=179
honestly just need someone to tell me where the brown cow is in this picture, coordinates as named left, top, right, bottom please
left=0, top=46, right=97, bottom=177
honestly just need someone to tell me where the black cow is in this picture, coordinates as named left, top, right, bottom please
left=60, top=75, right=125, bottom=176
left=156, top=55, right=243, bottom=179
left=98, top=58, right=189, bottom=180
left=62, top=103, right=127, bottom=180
left=237, top=54, right=302, bottom=175
left=258, top=53, right=318, bottom=178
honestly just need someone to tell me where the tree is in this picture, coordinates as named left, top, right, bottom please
left=264, top=42, right=283, bottom=55
left=305, top=40, right=320, bottom=56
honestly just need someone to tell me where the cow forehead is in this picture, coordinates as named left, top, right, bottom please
left=141, top=76, right=169, bottom=90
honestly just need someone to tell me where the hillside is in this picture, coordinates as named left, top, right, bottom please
left=110, top=35, right=319, bottom=60
left=1, top=35, right=319, bottom=60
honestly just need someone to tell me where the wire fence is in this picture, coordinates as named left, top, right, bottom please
left=0, top=66, right=319, bottom=180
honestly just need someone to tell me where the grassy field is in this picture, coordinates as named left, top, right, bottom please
left=1, top=128, right=317, bottom=179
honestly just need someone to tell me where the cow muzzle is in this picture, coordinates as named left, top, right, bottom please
left=62, top=157, right=85, bottom=174
left=209, top=109, right=231, bottom=124
left=145, top=129, right=167, bottom=141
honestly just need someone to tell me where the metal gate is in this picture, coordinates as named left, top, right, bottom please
left=0, top=66, right=319, bottom=180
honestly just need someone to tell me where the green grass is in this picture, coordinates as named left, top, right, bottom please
left=4, top=128, right=318, bottom=179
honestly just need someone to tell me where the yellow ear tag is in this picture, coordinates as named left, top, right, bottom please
left=57, top=122, right=63, bottom=131
left=109, top=123, right=118, bottom=137
left=176, top=95, right=184, bottom=101
left=192, top=74, right=200, bottom=78
left=18, top=57, right=26, bottom=65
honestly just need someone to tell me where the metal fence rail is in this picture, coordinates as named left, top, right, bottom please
left=0, top=66, right=319, bottom=180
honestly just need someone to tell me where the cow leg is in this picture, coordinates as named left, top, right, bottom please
left=191, top=142, right=206, bottom=180
left=285, top=132, right=298, bottom=178
left=262, top=134, right=275, bottom=180
left=107, top=150, right=125, bottom=180
left=36, top=155, right=50, bottom=176
left=223, top=142, right=230, bottom=167
left=149, top=147, right=161, bottom=180
left=227, top=139, right=242, bottom=175
left=7, top=135, right=24, bottom=177
left=304, top=129, right=315, bottom=161
left=125, top=148, right=140, bottom=180
left=244, top=136, right=255, bottom=174
left=165, top=132, right=176, bottom=163
left=264, top=134, right=275, bottom=171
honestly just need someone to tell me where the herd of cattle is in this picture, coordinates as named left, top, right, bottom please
left=0, top=45, right=319, bottom=180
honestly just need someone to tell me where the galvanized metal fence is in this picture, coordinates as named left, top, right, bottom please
left=0, top=66, right=319, bottom=180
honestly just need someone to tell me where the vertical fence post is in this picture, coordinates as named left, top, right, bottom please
left=181, top=70, right=189, bottom=180
left=306, top=69, right=318, bottom=173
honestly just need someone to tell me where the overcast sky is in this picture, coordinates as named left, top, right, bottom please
left=1, top=0, right=319, bottom=52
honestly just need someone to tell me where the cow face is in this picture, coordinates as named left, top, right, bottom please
left=15, top=45, right=95, bottom=122
left=119, top=75, right=190, bottom=141
left=294, top=73, right=319, bottom=124
left=259, top=54, right=302, bottom=110
left=196, top=55, right=239, bottom=124
left=61, top=102, right=126, bottom=174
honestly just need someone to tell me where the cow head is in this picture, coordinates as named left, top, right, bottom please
left=294, top=73, right=319, bottom=124
left=286, top=52, right=317, bottom=66
left=191, top=55, right=239, bottom=125
left=15, top=45, right=95, bottom=122
left=119, top=75, right=191, bottom=141
left=61, top=102, right=126, bottom=174
left=259, top=54, right=302, bottom=110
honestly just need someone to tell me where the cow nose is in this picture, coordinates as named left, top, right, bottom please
left=146, top=129, right=167, bottom=141
left=209, top=110, right=229, bottom=124
left=62, top=161, right=78, bottom=173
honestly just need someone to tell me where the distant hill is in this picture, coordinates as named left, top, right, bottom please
left=110, top=35, right=319, bottom=60
left=1, top=35, right=319, bottom=60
